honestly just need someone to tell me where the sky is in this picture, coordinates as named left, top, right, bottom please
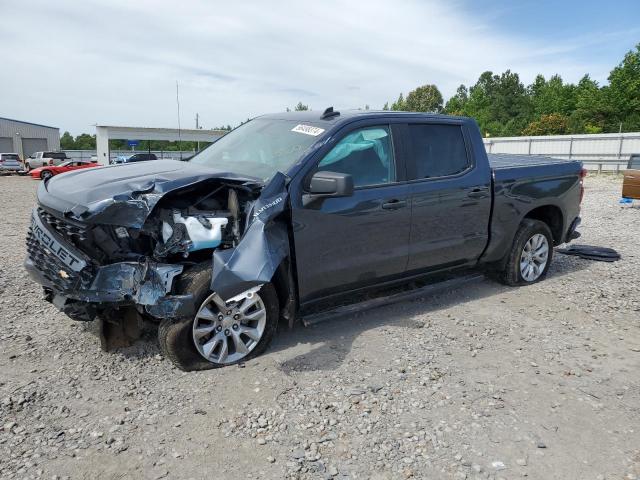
left=0, top=0, right=638, bottom=135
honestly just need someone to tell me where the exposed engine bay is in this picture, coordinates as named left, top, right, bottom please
left=131, top=180, right=258, bottom=263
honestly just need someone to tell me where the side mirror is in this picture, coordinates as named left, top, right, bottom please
left=308, top=171, right=354, bottom=197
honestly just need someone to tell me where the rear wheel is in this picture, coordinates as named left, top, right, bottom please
left=158, top=263, right=279, bottom=371
left=25, top=162, right=32, bottom=172
left=493, top=219, right=553, bottom=286
left=40, top=170, right=53, bottom=181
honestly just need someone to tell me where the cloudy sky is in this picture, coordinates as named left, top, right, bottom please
left=1, top=0, right=638, bottom=134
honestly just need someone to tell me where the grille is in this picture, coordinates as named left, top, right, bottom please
left=26, top=215, right=94, bottom=293
left=26, top=231, right=81, bottom=292
left=38, top=208, right=90, bottom=246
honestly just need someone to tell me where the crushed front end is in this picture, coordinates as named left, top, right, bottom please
left=25, top=206, right=187, bottom=320
left=24, top=161, right=268, bottom=326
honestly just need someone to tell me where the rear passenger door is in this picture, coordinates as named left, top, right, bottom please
left=403, top=121, right=492, bottom=272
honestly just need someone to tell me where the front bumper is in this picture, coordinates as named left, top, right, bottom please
left=24, top=208, right=195, bottom=320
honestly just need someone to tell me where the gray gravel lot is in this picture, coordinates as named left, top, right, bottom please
left=1, top=174, right=639, bottom=480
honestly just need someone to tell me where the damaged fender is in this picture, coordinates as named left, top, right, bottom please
left=211, top=172, right=290, bottom=300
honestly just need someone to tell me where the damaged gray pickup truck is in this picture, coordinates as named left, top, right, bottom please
left=25, top=109, right=584, bottom=370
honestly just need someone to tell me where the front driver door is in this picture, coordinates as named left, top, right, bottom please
left=291, top=124, right=411, bottom=305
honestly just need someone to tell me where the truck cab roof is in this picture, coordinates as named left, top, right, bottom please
left=258, top=109, right=471, bottom=127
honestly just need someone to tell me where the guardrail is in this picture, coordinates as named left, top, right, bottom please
left=580, top=159, right=629, bottom=174
left=484, top=131, right=638, bottom=173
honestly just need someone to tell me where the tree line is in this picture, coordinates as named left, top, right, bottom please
left=59, top=43, right=639, bottom=148
left=60, top=133, right=217, bottom=151
left=382, top=43, right=640, bottom=137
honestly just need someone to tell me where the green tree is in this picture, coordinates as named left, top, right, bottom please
left=74, top=133, right=96, bottom=149
left=404, top=84, right=444, bottom=113
left=390, top=93, right=405, bottom=110
left=604, top=43, right=640, bottom=131
left=382, top=101, right=389, bottom=110
left=567, top=75, right=608, bottom=133
left=294, top=102, right=309, bottom=111
left=463, top=70, right=533, bottom=136
left=60, top=131, right=75, bottom=149
left=522, top=113, right=569, bottom=136
left=528, top=74, right=577, bottom=118
left=444, top=85, right=469, bottom=115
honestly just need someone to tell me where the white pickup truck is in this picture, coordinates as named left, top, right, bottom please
left=25, top=151, right=69, bottom=171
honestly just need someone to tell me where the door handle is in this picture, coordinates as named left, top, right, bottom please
left=467, top=187, right=489, bottom=199
left=381, top=199, right=407, bottom=210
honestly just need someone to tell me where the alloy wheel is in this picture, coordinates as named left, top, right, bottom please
left=192, top=286, right=266, bottom=365
left=519, top=233, right=549, bottom=282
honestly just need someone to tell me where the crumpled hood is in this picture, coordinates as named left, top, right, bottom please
left=37, top=160, right=262, bottom=228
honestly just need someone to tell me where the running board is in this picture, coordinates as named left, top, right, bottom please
left=301, top=273, right=484, bottom=327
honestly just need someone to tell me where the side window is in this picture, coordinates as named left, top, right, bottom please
left=317, top=126, right=395, bottom=187
left=407, top=124, right=470, bottom=179
left=629, top=156, right=640, bottom=170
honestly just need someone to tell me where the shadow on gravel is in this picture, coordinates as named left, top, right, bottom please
left=273, top=253, right=590, bottom=374
left=85, top=250, right=590, bottom=368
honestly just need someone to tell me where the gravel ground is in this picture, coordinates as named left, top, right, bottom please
left=1, top=174, right=639, bottom=480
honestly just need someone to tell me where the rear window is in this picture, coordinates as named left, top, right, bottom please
left=406, top=124, right=470, bottom=179
left=1, top=154, right=19, bottom=160
left=629, top=155, right=640, bottom=169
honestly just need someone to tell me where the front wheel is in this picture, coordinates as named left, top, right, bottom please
left=25, top=162, right=32, bottom=172
left=40, top=170, right=53, bottom=181
left=158, top=263, right=279, bottom=371
left=493, top=219, right=553, bottom=286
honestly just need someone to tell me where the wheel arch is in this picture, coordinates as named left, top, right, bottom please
left=522, top=204, right=564, bottom=245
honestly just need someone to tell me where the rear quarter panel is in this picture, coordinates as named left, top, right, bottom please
left=481, top=161, right=582, bottom=264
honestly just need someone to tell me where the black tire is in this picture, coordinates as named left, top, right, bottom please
left=25, top=162, right=31, bottom=172
left=40, top=170, right=53, bottom=180
left=158, top=263, right=279, bottom=371
left=493, top=219, right=554, bottom=286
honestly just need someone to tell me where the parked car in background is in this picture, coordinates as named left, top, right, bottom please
left=0, top=153, right=23, bottom=173
left=622, top=154, right=640, bottom=199
left=29, top=160, right=99, bottom=180
left=113, top=153, right=158, bottom=164
left=25, top=152, right=69, bottom=171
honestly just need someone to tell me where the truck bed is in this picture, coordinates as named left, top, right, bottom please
left=488, top=153, right=574, bottom=169
left=488, top=153, right=582, bottom=182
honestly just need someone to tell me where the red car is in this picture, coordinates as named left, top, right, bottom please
left=30, top=160, right=100, bottom=180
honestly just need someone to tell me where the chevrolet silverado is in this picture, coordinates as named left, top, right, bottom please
left=25, top=109, right=584, bottom=370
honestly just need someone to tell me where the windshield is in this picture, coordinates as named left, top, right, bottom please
left=189, top=118, right=327, bottom=180
left=59, top=161, right=72, bottom=167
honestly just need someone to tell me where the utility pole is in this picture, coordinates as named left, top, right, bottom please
left=195, top=113, right=200, bottom=152
left=176, top=81, right=182, bottom=160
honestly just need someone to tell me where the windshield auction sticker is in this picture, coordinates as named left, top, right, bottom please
left=291, top=124, right=325, bottom=136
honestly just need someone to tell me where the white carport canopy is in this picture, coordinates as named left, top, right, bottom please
left=95, top=125, right=227, bottom=165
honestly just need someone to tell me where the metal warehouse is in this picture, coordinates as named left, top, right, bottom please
left=0, top=117, right=60, bottom=159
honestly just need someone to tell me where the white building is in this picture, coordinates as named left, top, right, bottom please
left=0, top=117, right=60, bottom=159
